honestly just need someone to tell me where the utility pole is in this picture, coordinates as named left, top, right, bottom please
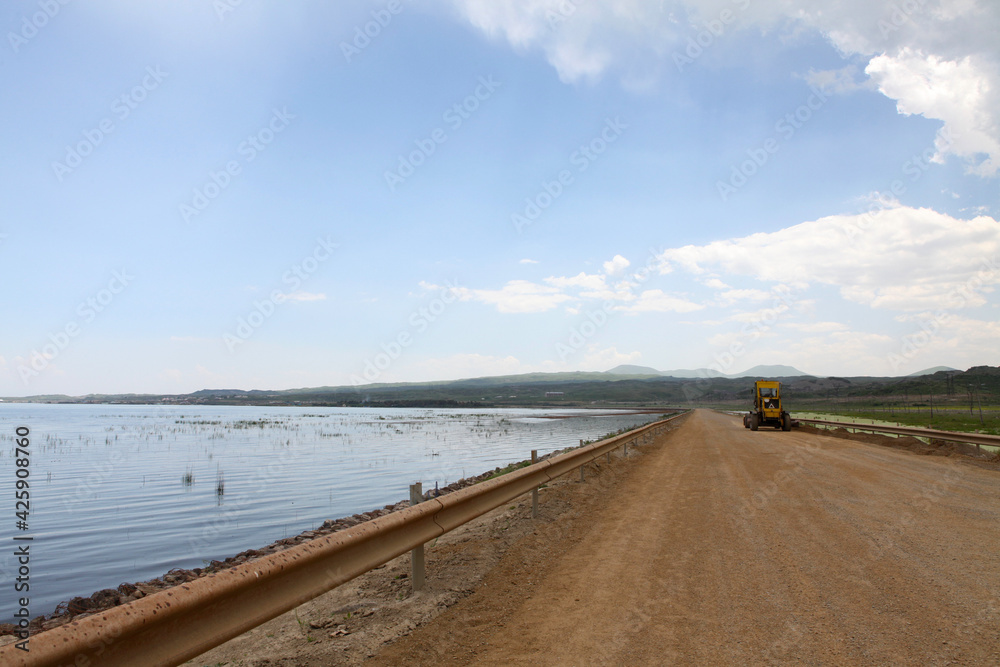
left=976, top=386, right=985, bottom=426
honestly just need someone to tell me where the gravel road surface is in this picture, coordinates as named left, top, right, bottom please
left=370, top=409, right=1000, bottom=665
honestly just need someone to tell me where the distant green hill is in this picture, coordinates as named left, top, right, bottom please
left=735, top=364, right=810, bottom=378
left=907, top=366, right=959, bottom=376
left=605, top=364, right=664, bottom=376
left=6, top=365, right=995, bottom=409
left=606, top=363, right=809, bottom=379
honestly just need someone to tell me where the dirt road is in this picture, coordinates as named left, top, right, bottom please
left=370, top=409, right=1000, bottom=666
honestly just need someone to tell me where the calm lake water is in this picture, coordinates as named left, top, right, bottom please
left=0, top=404, right=660, bottom=622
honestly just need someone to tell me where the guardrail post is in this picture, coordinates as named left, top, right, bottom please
left=579, top=463, right=585, bottom=482
left=624, top=441, right=628, bottom=457
left=409, top=483, right=425, bottom=591
left=531, top=450, right=539, bottom=519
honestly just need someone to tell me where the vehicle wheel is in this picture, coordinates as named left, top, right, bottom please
left=750, top=414, right=759, bottom=431
left=781, top=413, right=791, bottom=431
left=743, top=414, right=750, bottom=429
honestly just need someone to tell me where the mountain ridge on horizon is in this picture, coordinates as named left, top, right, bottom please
left=4, top=365, right=973, bottom=401
left=605, top=363, right=811, bottom=379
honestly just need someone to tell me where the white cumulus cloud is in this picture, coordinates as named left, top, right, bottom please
left=621, top=289, right=704, bottom=314
left=866, top=49, right=1000, bottom=175
left=449, top=280, right=573, bottom=313
left=657, top=204, right=1000, bottom=311
left=432, top=255, right=702, bottom=313
left=603, top=254, right=631, bottom=275
left=445, top=0, right=1000, bottom=176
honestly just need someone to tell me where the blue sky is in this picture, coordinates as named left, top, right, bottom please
left=2, top=0, right=998, bottom=396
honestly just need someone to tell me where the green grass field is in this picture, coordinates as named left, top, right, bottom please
left=796, top=406, right=1000, bottom=436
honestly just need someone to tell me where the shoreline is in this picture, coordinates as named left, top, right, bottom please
left=0, top=445, right=580, bottom=641
left=0, top=407, right=673, bottom=632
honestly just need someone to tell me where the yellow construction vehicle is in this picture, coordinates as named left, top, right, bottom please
left=743, top=380, right=791, bottom=431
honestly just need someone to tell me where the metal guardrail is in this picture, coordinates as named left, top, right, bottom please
left=796, top=418, right=1000, bottom=448
left=3, top=412, right=687, bottom=667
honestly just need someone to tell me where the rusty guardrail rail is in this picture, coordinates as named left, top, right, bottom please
left=796, top=418, right=1000, bottom=448
left=4, top=412, right=687, bottom=667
